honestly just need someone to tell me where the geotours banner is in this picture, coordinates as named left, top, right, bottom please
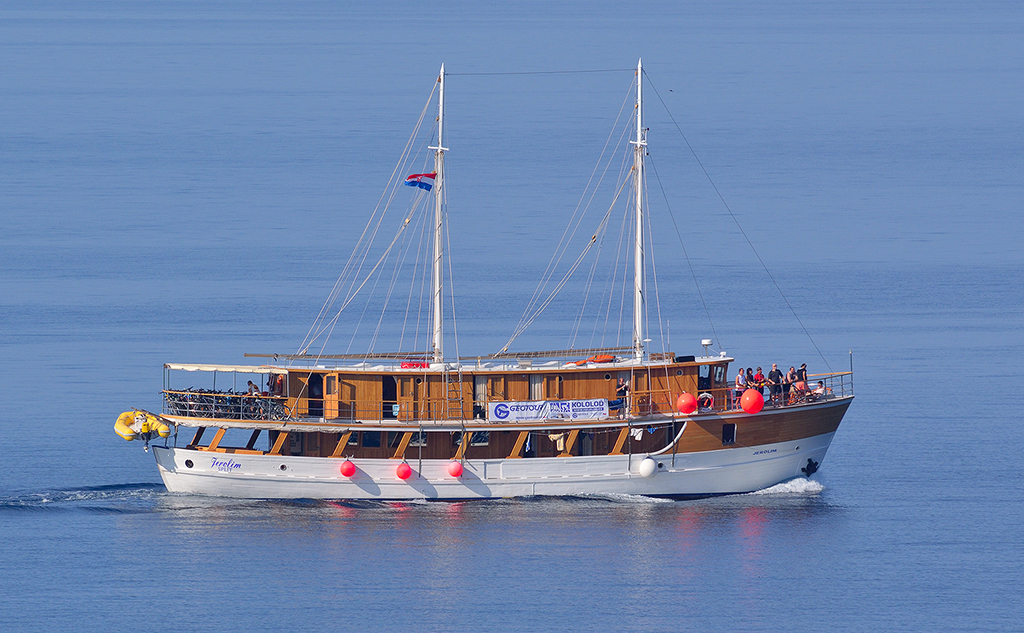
left=487, top=399, right=610, bottom=422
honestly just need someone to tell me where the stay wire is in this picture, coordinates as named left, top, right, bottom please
left=643, top=70, right=833, bottom=372
left=512, top=81, right=635, bottom=344
left=643, top=178, right=668, bottom=357
left=647, top=155, right=722, bottom=354
left=297, top=83, right=438, bottom=357
left=301, top=89, right=433, bottom=348
left=568, top=100, right=638, bottom=348
left=398, top=201, right=431, bottom=352
left=497, top=177, right=628, bottom=355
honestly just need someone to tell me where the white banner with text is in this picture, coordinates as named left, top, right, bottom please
left=487, top=398, right=609, bottom=422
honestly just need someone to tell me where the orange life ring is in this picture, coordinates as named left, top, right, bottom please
left=697, top=393, right=714, bottom=410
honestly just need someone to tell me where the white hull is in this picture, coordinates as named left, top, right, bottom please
left=153, top=431, right=836, bottom=500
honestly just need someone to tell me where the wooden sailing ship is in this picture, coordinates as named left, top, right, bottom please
left=116, top=61, right=853, bottom=499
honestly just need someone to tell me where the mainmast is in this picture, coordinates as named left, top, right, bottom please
left=429, top=64, right=447, bottom=363
left=428, top=65, right=447, bottom=362
left=631, top=59, right=647, bottom=362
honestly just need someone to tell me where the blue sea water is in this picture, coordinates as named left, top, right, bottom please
left=1, top=2, right=1023, bottom=631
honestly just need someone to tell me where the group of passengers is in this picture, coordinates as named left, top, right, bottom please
left=733, top=363, right=826, bottom=407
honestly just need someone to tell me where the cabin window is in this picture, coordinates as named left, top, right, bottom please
left=470, top=431, right=490, bottom=446
left=455, top=431, right=489, bottom=447
left=529, top=375, right=543, bottom=400
left=382, top=377, right=397, bottom=419
left=409, top=432, right=427, bottom=447
left=348, top=432, right=359, bottom=446
left=307, top=374, right=324, bottom=417
left=388, top=432, right=405, bottom=448
left=698, top=365, right=711, bottom=390
left=722, top=423, right=736, bottom=446
left=714, top=365, right=725, bottom=385
left=474, top=376, right=487, bottom=419
left=362, top=431, right=381, bottom=448
left=325, top=375, right=336, bottom=396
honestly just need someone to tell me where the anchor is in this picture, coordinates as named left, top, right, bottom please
left=801, top=458, right=819, bottom=476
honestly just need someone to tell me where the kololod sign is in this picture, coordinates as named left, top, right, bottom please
left=488, top=399, right=609, bottom=422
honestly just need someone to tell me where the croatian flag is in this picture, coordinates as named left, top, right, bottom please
left=404, top=172, right=436, bottom=191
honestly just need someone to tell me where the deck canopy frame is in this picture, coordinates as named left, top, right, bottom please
left=165, top=363, right=289, bottom=374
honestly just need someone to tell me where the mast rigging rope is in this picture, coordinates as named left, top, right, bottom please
left=643, top=70, right=834, bottom=373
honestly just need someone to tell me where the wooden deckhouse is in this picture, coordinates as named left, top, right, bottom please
left=160, top=349, right=850, bottom=468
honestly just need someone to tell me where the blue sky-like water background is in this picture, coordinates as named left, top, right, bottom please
left=1, top=2, right=1022, bottom=631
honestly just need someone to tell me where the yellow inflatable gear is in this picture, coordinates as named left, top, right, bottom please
left=114, top=411, right=171, bottom=441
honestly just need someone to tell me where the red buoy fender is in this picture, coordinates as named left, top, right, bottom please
left=676, top=393, right=697, bottom=414
left=740, top=389, right=764, bottom=414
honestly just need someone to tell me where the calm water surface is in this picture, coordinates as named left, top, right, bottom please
left=1, top=2, right=1022, bottom=632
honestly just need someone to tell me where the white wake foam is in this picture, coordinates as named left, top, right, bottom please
left=575, top=492, right=673, bottom=504
left=2, top=484, right=163, bottom=505
left=749, top=478, right=825, bottom=495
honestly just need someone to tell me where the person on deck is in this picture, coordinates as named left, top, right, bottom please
left=247, top=380, right=261, bottom=396
left=734, top=368, right=747, bottom=409
left=784, top=366, right=797, bottom=403
left=753, top=367, right=766, bottom=397
left=794, top=363, right=809, bottom=393
left=614, top=378, right=630, bottom=418
left=767, top=364, right=784, bottom=405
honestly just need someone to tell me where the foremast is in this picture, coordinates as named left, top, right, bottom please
left=429, top=65, right=447, bottom=363
left=631, top=59, right=647, bottom=362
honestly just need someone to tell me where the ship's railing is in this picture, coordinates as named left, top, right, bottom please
left=163, top=389, right=290, bottom=420
left=165, top=373, right=852, bottom=423
left=813, top=371, right=853, bottom=398
left=634, top=372, right=853, bottom=415
left=631, top=386, right=733, bottom=415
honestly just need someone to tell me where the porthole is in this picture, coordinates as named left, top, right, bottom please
left=184, top=459, right=193, bottom=469
left=676, top=369, right=683, bottom=376
left=604, top=373, right=611, bottom=381
left=557, top=375, right=563, bottom=383
left=415, top=377, right=423, bottom=384
left=280, top=464, right=288, bottom=471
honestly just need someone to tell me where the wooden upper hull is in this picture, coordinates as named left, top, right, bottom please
left=151, top=396, right=852, bottom=500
